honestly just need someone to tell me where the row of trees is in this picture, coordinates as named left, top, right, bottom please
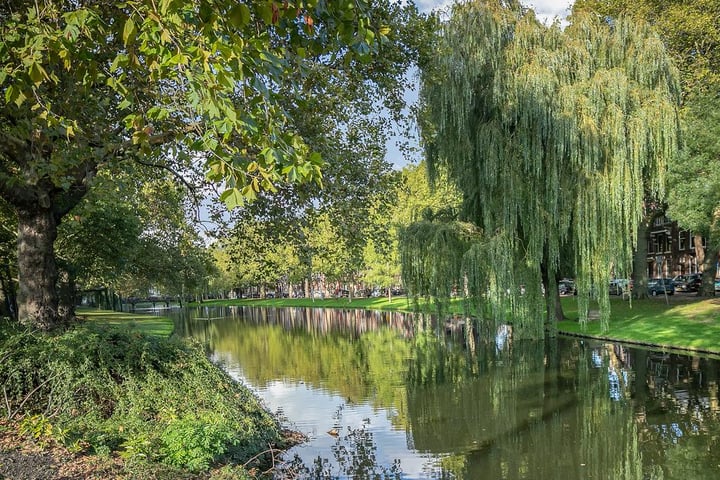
left=209, top=161, right=460, bottom=299
left=207, top=0, right=719, bottom=339
left=0, top=0, right=429, bottom=329
left=2, top=0, right=718, bottom=338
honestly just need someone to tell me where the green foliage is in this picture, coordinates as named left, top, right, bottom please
left=0, top=1, right=387, bottom=203
left=159, top=413, right=237, bottom=472
left=0, top=0, right=409, bottom=330
left=214, top=217, right=303, bottom=293
left=17, top=414, right=55, bottom=447
left=0, top=201, right=17, bottom=319
left=412, top=1, right=681, bottom=332
left=575, top=0, right=720, bottom=297
left=573, top=0, right=720, bottom=98
left=204, top=2, right=429, bottom=298
left=360, top=162, right=462, bottom=293
left=0, top=323, right=281, bottom=473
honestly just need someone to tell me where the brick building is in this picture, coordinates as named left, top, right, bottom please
left=647, top=215, right=709, bottom=278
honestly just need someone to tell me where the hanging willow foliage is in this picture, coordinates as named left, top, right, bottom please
left=404, top=0, right=681, bottom=334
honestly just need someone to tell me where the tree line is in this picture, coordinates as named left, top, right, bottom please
left=1, top=0, right=719, bottom=337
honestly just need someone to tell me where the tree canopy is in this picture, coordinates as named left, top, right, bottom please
left=574, top=0, right=720, bottom=296
left=405, top=0, right=681, bottom=334
left=0, top=0, right=406, bottom=329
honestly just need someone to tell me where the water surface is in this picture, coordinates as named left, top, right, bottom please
left=175, top=306, right=720, bottom=479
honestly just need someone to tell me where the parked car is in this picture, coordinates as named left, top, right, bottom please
left=647, top=278, right=675, bottom=296
left=685, top=275, right=702, bottom=292
left=673, top=275, right=688, bottom=292
left=558, top=279, right=575, bottom=295
left=609, top=279, right=632, bottom=295
left=715, top=279, right=720, bottom=293
left=675, top=273, right=701, bottom=292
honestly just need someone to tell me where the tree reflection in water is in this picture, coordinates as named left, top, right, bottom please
left=174, top=306, right=720, bottom=479
left=278, top=420, right=403, bottom=479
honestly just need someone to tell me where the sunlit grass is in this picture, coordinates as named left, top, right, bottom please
left=558, top=296, right=720, bottom=353
left=77, top=307, right=174, bottom=337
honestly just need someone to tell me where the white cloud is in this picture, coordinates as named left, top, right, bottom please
left=523, top=0, right=573, bottom=24
left=415, top=0, right=573, bottom=24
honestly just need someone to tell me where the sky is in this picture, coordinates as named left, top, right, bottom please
left=415, top=0, right=573, bottom=23
left=386, top=0, right=575, bottom=168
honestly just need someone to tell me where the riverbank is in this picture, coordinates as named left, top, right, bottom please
left=193, top=293, right=720, bottom=355
left=0, top=310, right=296, bottom=480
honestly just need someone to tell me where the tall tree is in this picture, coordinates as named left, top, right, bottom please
left=363, top=161, right=462, bottom=297
left=0, top=0, right=393, bottom=329
left=574, top=0, right=720, bottom=297
left=217, top=218, right=302, bottom=297
left=667, top=95, right=720, bottom=293
left=406, top=0, right=681, bottom=334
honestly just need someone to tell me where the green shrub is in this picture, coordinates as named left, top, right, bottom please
left=0, top=322, right=281, bottom=474
left=160, top=413, right=237, bottom=472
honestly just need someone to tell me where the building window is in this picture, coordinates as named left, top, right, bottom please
left=678, top=231, right=687, bottom=251
left=653, top=215, right=671, bottom=227
left=692, top=235, right=708, bottom=249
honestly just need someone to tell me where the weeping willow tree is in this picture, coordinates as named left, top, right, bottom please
left=402, top=0, right=681, bottom=335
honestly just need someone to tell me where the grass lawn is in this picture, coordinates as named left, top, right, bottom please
left=194, top=293, right=720, bottom=354
left=76, top=307, right=175, bottom=337
left=558, top=295, right=720, bottom=354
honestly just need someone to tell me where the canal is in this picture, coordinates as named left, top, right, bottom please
left=174, top=305, right=720, bottom=479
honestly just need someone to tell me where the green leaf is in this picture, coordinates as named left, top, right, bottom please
left=28, top=62, right=46, bottom=85
left=123, top=18, right=136, bottom=46
left=219, top=188, right=245, bottom=209
left=229, top=4, right=251, bottom=28
left=257, top=3, right=273, bottom=25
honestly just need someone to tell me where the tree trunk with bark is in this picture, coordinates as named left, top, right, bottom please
left=1, top=140, right=96, bottom=330
left=694, top=234, right=706, bottom=268
left=699, top=245, right=718, bottom=296
left=16, top=206, right=64, bottom=330
left=541, top=259, right=564, bottom=333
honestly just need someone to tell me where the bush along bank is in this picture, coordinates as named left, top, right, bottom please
left=0, top=320, right=284, bottom=478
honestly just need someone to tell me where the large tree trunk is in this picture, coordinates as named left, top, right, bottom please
left=16, top=206, right=64, bottom=330
left=694, top=233, right=706, bottom=268
left=632, top=212, right=655, bottom=300
left=699, top=248, right=718, bottom=297
left=541, top=259, right=564, bottom=332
